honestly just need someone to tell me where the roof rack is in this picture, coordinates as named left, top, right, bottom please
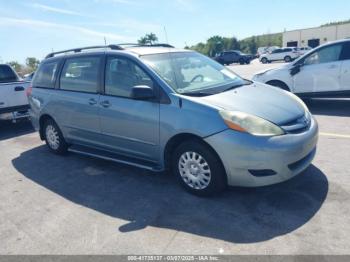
left=117, top=43, right=175, bottom=48
left=45, top=44, right=123, bottom=58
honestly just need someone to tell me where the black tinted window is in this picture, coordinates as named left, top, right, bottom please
left=0, top=65, right=18, bottom=83
left=33, top=61, right=58, bottom=88
left=60, top=56, right=100, bottom=93
left=105, top=57, right=154, bottom=98
left=340, top=42, right=350, bottom=60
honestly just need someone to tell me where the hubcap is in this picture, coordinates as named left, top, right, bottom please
left=178, top=151, right=211, bottom=190
left=46, top=125, right=59, bottom=150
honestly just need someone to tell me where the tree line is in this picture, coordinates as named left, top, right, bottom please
left=187, top=33, right=282, bottom=57
left=6, top=57, right=40, bottom=77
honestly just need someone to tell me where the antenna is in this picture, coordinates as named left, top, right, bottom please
left=163, top=26, right=169, bottom=44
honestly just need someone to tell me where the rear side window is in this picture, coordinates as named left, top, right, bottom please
left=0, top=65, right=18, bottom=83
left=60, top=56, right=100, bottom=93
left=33, top=61, right=58, bottom=88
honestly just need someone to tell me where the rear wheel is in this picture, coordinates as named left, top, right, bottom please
left=284, top=56, right=292, bottom=62
left=172, top=141, right=227, bottom=196
left=43, top=119, right=68, bottom=154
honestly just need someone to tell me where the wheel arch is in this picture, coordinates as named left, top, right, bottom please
left=265, top=80, right=291, bottom=91
left=38, top=114, right=56, bottom=140
left=163, top=133, right=226, bottom=177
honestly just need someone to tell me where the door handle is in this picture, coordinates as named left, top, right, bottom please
left=100, top=100, right=111, bottom=108
left=88, top=98, right=97, bottom=105
left=14, top=86, right=25, bottom=92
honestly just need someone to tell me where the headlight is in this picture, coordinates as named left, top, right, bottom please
left=219, top=111, right=285, bottom=136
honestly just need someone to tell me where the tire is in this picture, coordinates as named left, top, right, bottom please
left=43, top=119, right=68, bottom=154
left=172, top=141, right=227, bottom=196
left=245, top=59, right=251, bottom=65
left=261, top=57, right=268, bottom=64
left=239, top=58, right=245, bottom=65
left=284, top=56, right=292, bottom=63
left=266, top=80, right=290, bottom=91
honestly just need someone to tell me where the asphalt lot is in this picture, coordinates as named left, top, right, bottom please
left=1, top=61, right=350, bottom=255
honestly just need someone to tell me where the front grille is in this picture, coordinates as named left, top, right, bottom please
left=280, top=113, right=311, bottom=134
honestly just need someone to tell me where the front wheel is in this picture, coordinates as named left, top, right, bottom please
left=43, top=119, right=68, bottom=154
left=172, top=141, right=227, bottom=196
left=261, top=57, right=268, bottom=64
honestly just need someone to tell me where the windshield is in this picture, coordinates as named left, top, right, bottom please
left=140, top=52, right=245, bottom=94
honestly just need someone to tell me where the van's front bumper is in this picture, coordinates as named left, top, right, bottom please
left=204, top=117, right=318, bottom=187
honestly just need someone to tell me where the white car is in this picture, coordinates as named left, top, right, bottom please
left=0, top=64, right=30, bottom=122
left=257, top=46, right=279, bottom=57
left=260, top=47, right=300, bottom=63
left=297, top=46, right=312, bottom=55
left=253, top=39, right=350, bottom=97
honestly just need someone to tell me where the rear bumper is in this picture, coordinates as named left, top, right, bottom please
left=0, top=105, right=30, bottom=121
left=0, top=104, right=29, bottom=114
left=205, top=117, right=318, bottom=187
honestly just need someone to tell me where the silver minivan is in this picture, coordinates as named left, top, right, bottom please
left=28, top=44, right=318, bottom=196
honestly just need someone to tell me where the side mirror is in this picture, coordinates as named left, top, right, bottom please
left=131, top=85, right=155, bottom=100
left=290, top=63, right=303, bottom=76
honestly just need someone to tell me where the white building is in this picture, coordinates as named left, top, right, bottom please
left=283, top=23, right=350, bottom=48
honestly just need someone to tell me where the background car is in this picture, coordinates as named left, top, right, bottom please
left=253, top=39, right=350, bottom=97
left=260, top=47, right=300, bottom=63
left=215, top=50, right=254, bottom=65
left=257, top=46, right=280, bottom=58
left=297, top=46, right=312, bottom=55
left=23, top=72, right=35, bottom=82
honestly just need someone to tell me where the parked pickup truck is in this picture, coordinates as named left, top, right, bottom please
left=0, top=64, right=30, bottom=122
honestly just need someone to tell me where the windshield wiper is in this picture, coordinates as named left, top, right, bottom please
left=220, top=80, right=252, bottom=93
left=180, top=91, right=213, bottom=97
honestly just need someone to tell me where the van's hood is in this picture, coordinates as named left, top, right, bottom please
left=200, top=82, right=305, bottom=125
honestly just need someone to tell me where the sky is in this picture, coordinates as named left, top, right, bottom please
left=0, top=0, right=350, bottom=63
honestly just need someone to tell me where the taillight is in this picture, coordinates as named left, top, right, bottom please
left=26, top=86, right=32, bottom=97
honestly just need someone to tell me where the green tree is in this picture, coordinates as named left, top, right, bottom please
left=138, top=33, right=159, bottom=45
left=25, top=57, right=40, bottom=71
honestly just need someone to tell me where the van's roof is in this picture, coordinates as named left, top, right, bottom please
left=126, top=46, right=190, bottom=56
left=44, top=44, right=191, bottom=60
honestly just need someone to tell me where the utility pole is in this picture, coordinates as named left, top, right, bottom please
left=104, top=37, right=107, bottom=46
